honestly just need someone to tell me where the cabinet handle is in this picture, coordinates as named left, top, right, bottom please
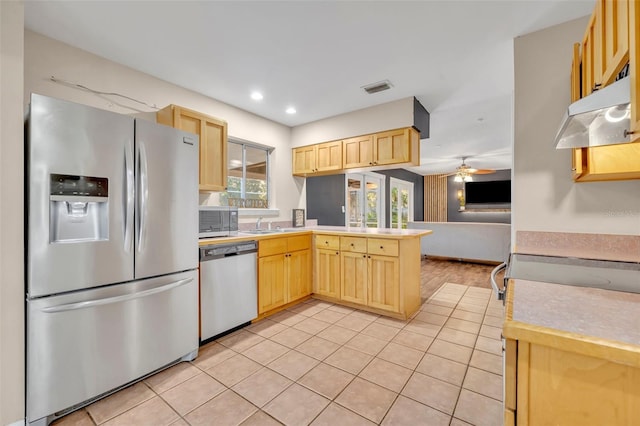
left=369, top=162, right=373, bottom=165
left=592, top=83, right=601, bottom=92
left=363, top=255, right=366, bottom=258
left=336, top=251, right=339, bottom=255
left=380, top=246, right=384, bottom=249
left=624, top=130, right=637, bottom=138
left=350, top=243, right=354, bottom=247
left=368, top=255, right=371, bottom=259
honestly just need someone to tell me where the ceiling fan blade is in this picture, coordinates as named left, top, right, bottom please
left=471, top=169, right=496, bottom=175
left=439, top=172, right=458, bottom=177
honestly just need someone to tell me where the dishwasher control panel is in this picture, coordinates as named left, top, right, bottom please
left=200, top=241, right=257, bottom=261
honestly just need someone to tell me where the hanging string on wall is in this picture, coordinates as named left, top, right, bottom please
left=49, top=76, right=159, bottom=112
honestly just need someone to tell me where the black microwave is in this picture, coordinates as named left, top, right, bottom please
left=199, top=206, right=238, bottom=238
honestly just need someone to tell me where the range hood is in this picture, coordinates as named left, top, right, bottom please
left=554, top=77, right=631, bottom=149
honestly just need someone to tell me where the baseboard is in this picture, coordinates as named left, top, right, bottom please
left=423, top=255, right=501, bottom=266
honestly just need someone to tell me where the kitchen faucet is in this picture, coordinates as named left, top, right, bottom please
left=256, top=216, right=263, bottom=230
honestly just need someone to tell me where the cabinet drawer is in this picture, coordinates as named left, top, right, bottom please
left=287, top=235, right=311, bottom=252
left=341, top=237, right=367, bottom=253
left=259, top=238, right=288, bottom=257
left=367, top=238, right=399, bottom=257
left=315, top=234, right=340, bottom=250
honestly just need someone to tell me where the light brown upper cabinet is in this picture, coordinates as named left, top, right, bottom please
left=342, top=134, right=374, bottom=168
left=157, top=105, right=228, bottom=191
left=571, top=0, right=640, bottom=182
left=293, top=127, right=420, bottom=177
left=582, top=12, right=601, bottom=96
left=292, top=140, right=343, bottom=176
left=600, top=0, right=630, bottom=87
left=571, top=43, right=586, bottom=180
left=373, top=128, right=415, bottom=166
left=343, top=128, right=420, bottom=169
left=630, top=0, right=640, bottom=142
left=292, top=145, right=316, bottom=175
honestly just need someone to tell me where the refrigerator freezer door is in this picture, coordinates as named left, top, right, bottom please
left=134, top=120, right=199, bottom=279
left=26, top=270, right=199, bottom=423
left=27, top=94, right=135, bottom=298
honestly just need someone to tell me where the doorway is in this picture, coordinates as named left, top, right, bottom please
left=390, top=177, right=414, bottom=229
left=345, top=173, right=385, bottom=228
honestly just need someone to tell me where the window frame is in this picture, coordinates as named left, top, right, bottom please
left=225, top=137, right=273, bottom=209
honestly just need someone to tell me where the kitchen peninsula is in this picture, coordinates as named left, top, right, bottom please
left=199, top=226, right=432, bottom=321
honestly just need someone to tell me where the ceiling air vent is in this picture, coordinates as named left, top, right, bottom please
left=362, top=80, right=393, bottom=94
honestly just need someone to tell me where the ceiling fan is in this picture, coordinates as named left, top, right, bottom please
left=440, top=157, right=495, bottom=182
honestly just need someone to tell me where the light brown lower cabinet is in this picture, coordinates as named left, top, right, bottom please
left=504, top=337, right=640, bottom=425
left=503, top=283, right=640, bottom=425
left=340, top=251, right=368, bottom=305
left=313, top=233, right=420, bottom=320
left=258, top=235, right=311, bottom=315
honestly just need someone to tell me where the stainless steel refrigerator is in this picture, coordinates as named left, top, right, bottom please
left=25, top=94, right=199, bottom=425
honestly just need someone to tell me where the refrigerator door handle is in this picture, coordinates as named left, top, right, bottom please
left=137, top=141, right=148, bottom=252
left=124, top=141, right=135, bottom=253
left=40, top=278, right=193, bottom=313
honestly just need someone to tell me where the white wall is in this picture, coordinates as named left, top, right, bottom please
left=291, top=96, right=415, bottom=147
left=0, top=2, right=25, bottom=424
left=24, top=30, right=303, bottom=223
left=513, top=17, right=640, bottom=236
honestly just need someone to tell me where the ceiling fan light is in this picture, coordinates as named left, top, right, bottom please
left=464, top=175, right=473, bottom=182
left=454, top=175, right=463, bottom=182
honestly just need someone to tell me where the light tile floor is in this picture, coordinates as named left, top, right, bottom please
left=54, top=283, right=504, bottom=426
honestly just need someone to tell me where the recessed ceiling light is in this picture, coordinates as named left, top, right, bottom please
left=250, top=91, right=263, bottom=101
left=286, top=107, right=297, bottom=114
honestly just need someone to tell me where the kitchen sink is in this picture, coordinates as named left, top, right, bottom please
left=242, top=228, right=299, bottom=235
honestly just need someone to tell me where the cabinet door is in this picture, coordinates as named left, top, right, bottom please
left=288, top=249, right=312, bottom=302
left=601, top=0, right=629, bottom=86
left=570, top=43, right=586, bottom=179
left=504, top=339, right=517, bottom=426
left=200, top=118, right=227, bottom=191
left=582, top=13, right=601, bottom=96
left=373, top=128, right=410, bottom=166
left=316, top=141, right=343, bottom=172
left=630, top=0, right=640, bottom=141
left=293, top=145, right=316, bottom=175
left=159, top=106, right=228, bottom=192
left=258, top=254, right=286, bottom=314
left=315, top=248, right=340, bottom=299
left=341, top=252, right=367, bottom=304
left=343, top=135, right=373, bottom=168
left=580, top=143, right=640, bottom=181
left=367, top=255, right=400, bottom=312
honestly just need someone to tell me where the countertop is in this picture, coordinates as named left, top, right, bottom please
left=503, top=279, right=640, bottom=367
left=199, top=226, right=432, bottom=246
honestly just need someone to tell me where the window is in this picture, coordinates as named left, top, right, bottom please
left=390, top=178, right=414, bottom=229
left=345, top=172, right=385, bottom=228
left=220, top=139, right=271, bottom=208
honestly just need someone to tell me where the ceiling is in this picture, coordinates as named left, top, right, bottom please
left=24, top=0, right=594, bottom=175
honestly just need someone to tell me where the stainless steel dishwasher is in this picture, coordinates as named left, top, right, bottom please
left=199, top=240, right=258, bottom=343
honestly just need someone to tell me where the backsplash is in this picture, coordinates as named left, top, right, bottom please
left=516, top=231, right=640, bottom=263
left=237, top=219, right=318, bottom=231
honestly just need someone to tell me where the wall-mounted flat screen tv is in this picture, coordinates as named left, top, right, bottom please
left=465, top=180, right=511, bottom=204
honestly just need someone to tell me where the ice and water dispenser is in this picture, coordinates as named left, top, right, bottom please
left=49, top=174, right=109, bottom=243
